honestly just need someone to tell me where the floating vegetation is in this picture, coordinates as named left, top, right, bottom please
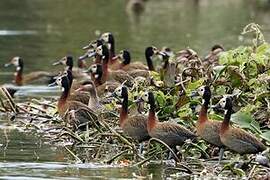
left=0, top=23, right=269, bottom=179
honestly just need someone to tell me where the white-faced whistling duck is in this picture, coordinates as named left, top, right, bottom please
left=5, top=56, right=55, bottom=86
left=113, top=50, right=148, bottom=71
left=113, top=86, right=150, bottom=152
left=75, top=80, right=102, bottom=111
left=52, top=55, right=88, bottom=80
left=86, top=63, right=134, bottom=87
left=203, top=44, right=225, bottom=68
left=140, top=91, right=196, bottom=149
left=100, top=32, right=116, bottom=65
left=49, top=73, right=97, bottom=130
left=215, top=96, right=266, bottom=156
left=80, top=39, right=104, bottom=64
left=192, top=85, right=224, bottom=162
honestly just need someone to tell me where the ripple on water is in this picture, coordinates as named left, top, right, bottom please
left=0, top=30, right=38, bottom=36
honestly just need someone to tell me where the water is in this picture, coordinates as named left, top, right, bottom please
left=0, top=0, right=270, bottom=179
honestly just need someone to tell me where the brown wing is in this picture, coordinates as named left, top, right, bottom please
left=127, top=69, right=149, bottom=78
left=69, top=91, right=90, bottom=105
left=63, top=101, right=98, bottom=128
left=97, top=81, right=121, bottom=96
left=110, top=70, right=134, bottom=87
left=122, top=114, right=150, bottom=142
left=123, top=62, right=148, bottom=71
left=231, top=128, right=266, bottom=153
left=151, top=122, right=196, bottom=146
left=24, top=71, right=53, bottom=84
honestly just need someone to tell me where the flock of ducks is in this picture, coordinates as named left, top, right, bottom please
left=4, top=32, right=266, bottom=164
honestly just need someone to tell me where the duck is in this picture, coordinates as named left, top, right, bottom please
left=86, top=45, right=134, bottom=86
left=74, top=80, right=102, bottom=111
left=5, top=56, right=55, bottom=86
left=113, top=86, right=150, bottom=144
left=48, top=74, right=98, bottom=130
left=192, top=85, right=225, bottom=162
left=215, top=96, right=266, bottom=155
left=86, top=63, right=134, bottom=87
left=52, top=55, right=88, bottom=80
left=81, top=39, right=104, bottom=64
left=145, top=46, right=160, bottom=71
left=203, top=44, right=225, bottom=68
left=140, top=91, right=196, bottom=148
left=112, top=50, right=148, bottom=71
left=120, top=46, right=161, bottom=78
left=158, top=49, right=176, bottom=87
left=100, top=32, right=116, bottom=65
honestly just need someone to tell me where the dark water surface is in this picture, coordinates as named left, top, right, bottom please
left=0, top=0, right=270, bottom=179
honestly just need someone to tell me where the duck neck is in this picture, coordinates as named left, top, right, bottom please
left=95, top=54, right=102, bottom=64
left=146, top=55, right=155, bottom=71
left=148, top=100, right=157, bottom=132
left=58, top=83, right=70, bottom=111
left=120, top=92, right=128, bottom=127
left=88, top=84, right=98, bottom=107
left=15, top=65, right=23, bottom=86
left=109, top=42, right=115, bottom=64
left=102, top=56, right=109, bottom=83
left=163, top=59, right=169, bottom=70
left=221, top=108, right=233, bottom=134
left=199, top=98, right=209, bottom=124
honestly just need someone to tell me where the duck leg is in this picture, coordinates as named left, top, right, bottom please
left=168, top=147, right=177, bottom=160
left=218, top=147, right=224, bottom=164
left=138, top=143, right=144, bottom=154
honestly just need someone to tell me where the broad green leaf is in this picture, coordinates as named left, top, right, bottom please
left=260, top=131, right=270, bottom=143
left=231, top=112, right=261, bottom=134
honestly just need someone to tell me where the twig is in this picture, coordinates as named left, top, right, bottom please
left=105, top=149, right=130, bottom=164
left=64, top=146, right=82, bottom=163
left=147, top=138, right=181, bottom=163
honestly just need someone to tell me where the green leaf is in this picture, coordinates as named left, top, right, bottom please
left=231, top=112, right=261, bottom=134
left=260, top=131, right=270, bottom=143
left=186, top=79, right=204, bottom=94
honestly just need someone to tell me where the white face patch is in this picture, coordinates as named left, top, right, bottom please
left=119, top=51, right=124, bottom=59
left=91, top=65, right=97, bottom=73
left=198, top=86, right=205, bottom=96
left=152, top=47, right=158, bottom=54
left=101, top=33, right=110, bottom=43
left=141, top=92, right=149, bottom=102
left=96, top=46, right=103, bottom=56
left=219, top=97, right=227, bottom=108
left=115, top=87, right=122, bottom=97
left=56, top=78, right=62, bottom=86
left=12, top=57, right=20, bottom=66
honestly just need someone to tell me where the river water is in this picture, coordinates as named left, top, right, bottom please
left=0, top=0, right=270, bottom=179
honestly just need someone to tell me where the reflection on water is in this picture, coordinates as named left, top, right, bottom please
left=0, top=0, right=270, bottom=178
left=0, top=30, right=38, bottom=36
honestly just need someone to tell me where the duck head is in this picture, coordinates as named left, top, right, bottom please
left=116, top=50, right=131, bottom=65
left=53, top=55, right=73, bottom=70
left=113, top=86, right=128, bottom=99
left=5, top=56, right=24, bottom=71
left=100, top=32, right=115, bottom=57
left=82, top=39, right=103, bottom=50
left=78, top=48, right=96, bottom=61
left=214, top=96, right=233, bottom=111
